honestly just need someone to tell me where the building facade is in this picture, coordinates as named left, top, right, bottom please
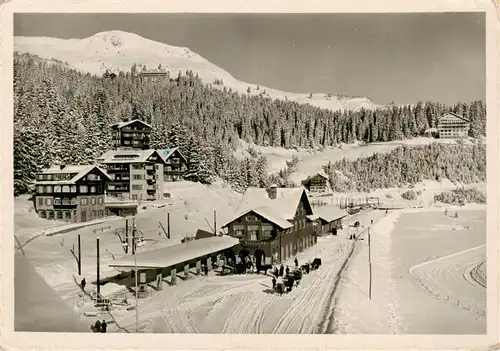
left=97, top=149, right=166, bottom=201
left=111, top=119, right=152, bottom=150
left=33, top=165, right=111, bottom=223
left=138, top=70, right=170, bottom=83
left=303, top=171, right=330, bottom=193
left=437, top=112, right=470, bottom=139
left=157, top=148, right=188, bottom=181
left=312, top=204, right=349, bottom=236
left=222, top=185, right=318, bottom=265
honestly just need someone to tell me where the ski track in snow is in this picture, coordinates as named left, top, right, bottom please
left=409, top=245, right=486, bottom=316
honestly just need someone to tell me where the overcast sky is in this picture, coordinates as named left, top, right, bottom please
left=14, top=13, right=485, bottom=105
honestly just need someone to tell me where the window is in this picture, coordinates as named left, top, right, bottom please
left=79, top=185, right=88, bottom=193
left=39, top=210, right=46, bottom=219
left=123, top=140, right=131, bottom=145
left=91, top=197, right=96, bottom=205
left=47, top=210, right=54, bottom=220
left=54, top=185, right=62, bottom=193
left=246, top=215, right=257, bottom=222
left=45, top=185, right=53, bottom=193
left=62, top=198, right=71, bottom=205
left=248, top=225, right=258, bottom=240
left=64, top=211, right=71, bottom=220
left=62, top=185, right=70, bottom=193
left=98, top=197, right=104, bottom=205
left=92, top=210, right=97, bottom=218
left=37, top=186, right=45, bottom=193
left=132, top=194, right=138, bottom=200
left=98, top=209, right=104, bottom=217
left=80, top=197, right=88, bottom=205
left=133, top=174, right=143, bottom=180
left=46, top=198, right=53, bottom=206
left=38, top=197, right=44, bottom=207
left=90, top=186, right=96, bottom=193
left=87, top=174, right=101, bottom=181
left=132, top=164, right=142, bottom=170
left=56, top=211, right=63, bottom=219
left=262, top=225, right=273, bottom=239
left=71, top=185, right=77, bottom=192
left=233, top=225, right=244, bottom=237
left=132, top=184, right=142, bottom=190
left=54, top=197, right=62, bottom=205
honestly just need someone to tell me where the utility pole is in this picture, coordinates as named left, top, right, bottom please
left=167, top=212, right=171, bottom=239
left=213, top=210, right=217, bottom=236
left=96, top=237, right=100, bottom=295
left=133, top=223, right=139, bottom=333
left=125, top=218, right=129, bottom=254
left=77, top=234, right=81, bottom=275
left=368, top=227, right=372, bottom=300
left=132, top=218, right=136, bottom=255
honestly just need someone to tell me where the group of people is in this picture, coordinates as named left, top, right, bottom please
left=93, top=319, right=108, bottom=333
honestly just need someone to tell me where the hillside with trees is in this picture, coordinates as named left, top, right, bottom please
left=13, top=52, right=487, bottom=196
left=323, top=141, right=486, bottom=192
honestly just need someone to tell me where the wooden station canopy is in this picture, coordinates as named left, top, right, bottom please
left=108, top=235, right=240, bottom=270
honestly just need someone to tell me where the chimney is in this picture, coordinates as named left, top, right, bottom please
left=267, top=184, right=278, bottom=199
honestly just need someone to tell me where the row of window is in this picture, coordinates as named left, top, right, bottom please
left=37, top=173, right=76, bottom=181
left=232, top=224, right=274, bottom=240
left=38, top=209, right=105, bottom=220
left=38, top=196, right=104, bottom=207
left=37, top=184, right=103, bottom=194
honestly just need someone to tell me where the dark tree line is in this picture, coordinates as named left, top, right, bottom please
left=323, top=141, right=486, bottom=192
left=13, top=52, right=486, bottom=195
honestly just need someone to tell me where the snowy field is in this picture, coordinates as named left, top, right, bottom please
left=333, top=206, right=486, bottom=334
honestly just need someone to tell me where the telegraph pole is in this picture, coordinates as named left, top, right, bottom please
left=132, top=219, right=139, bottom=333
left=213, top=210, right=217, bottom=236
left=167, top=212, right=171, bottom=239
left=96, top=237, right=100, bottom=295
left=125, top=218, right=129, bottom=254
left=77, top=234, right=81, bottom=275
left=368, top=227, right=372, bottom=300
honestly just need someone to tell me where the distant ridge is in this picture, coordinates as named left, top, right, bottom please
left=15, top=30, right=381, bottom=112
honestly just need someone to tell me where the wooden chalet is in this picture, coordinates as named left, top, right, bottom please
left=311, top=204, right=349, bottom=236
left=97, top=149, right=167, bottom=201
left=138, top=70, right=170, bottom=82
left=33, top=165, right=111, bottom=223
left=302, top=171, right=330, bottom=193
left=111, top=119, right=152, bottom=150
left=437, top=112, right=470, bottom=139
left=221, top=184, right=318, bottom=266
left=157, top=148, right=189, bottom=181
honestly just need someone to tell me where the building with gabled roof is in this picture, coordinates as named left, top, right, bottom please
left=157, top=147, right=188, bottom=181
left=221, top=185, right=318, bottom=265
left=97, top=149, right=167, bottom=201
left=437, top=112, right=470, bottom=139
left=111, top=119, right=152, bottom=150
left=312, top=204, right=349, bottom=235
left=34, top=164, right=111, bottom=223
left=302, top=170, right=330, bottom=193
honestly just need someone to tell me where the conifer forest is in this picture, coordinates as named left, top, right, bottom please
left=14, top=52, right=487, bottom=196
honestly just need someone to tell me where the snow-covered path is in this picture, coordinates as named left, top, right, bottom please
left=409, top=245, right=486, bottom=316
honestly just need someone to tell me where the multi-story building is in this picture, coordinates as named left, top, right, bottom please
left=97, top=149, right=166, bottom=201
left=302, top=171, right=330, bottom=193
left=111, top=119, right=152, bottom=150
left=221, top=185, right=318, bottom=266
left=33, top=165, right=111, bottom=223
left=437, top=112, right=470, bottom=139
left=157, top=147, right=189, bottom=181
left=138, top=70, right=170, bottom=83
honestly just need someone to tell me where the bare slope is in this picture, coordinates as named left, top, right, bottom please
left=15, top=30, right=380, bottom=112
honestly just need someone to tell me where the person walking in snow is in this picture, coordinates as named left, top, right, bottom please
left=272, top=277, right=277, bottom=290
left=94, top=319, right=101, bottom=333
left=101, top=320, right=107, bottom=333
left=285, top=266, right=290, bottom=276
left=294, top=258, right=298, bottom=267
left=81, top=278, right=86, bottom=291
left=279, top=265, right=284, bottom=276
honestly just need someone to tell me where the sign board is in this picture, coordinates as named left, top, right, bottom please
left=184, top=264, right=190, bottom=278
left=139, top=272, right=147, bottom=284
left=207, top=257, right=212, bottom=271
left=196, top=261, right=201, bottom=275
left=171, top=268, right=177, bottom=285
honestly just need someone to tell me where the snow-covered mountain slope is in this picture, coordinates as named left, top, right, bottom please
left=14, top=30, right=381, bottom=112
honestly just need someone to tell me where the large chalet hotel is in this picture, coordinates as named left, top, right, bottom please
left=33, top=119, right=188, bottom=222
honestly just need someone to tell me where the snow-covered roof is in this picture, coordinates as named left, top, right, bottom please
left=98, top=149, right=165, bottom=164
left=303, top=170, right=329, bottom=182
left=157, top=147, right=188, bottom=163
left=438, top=112, right=470, bottom=123
left=15, top=255, right=89, bottom=332
left=35, top=165, right=111, bottom=185
left=108, top=235, right=240, bottom=269
left=113, top=119, right=152, bottom=130
left=313, top=204, right=349, bottom=223
left=222, top=187, right=308, bottom=229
